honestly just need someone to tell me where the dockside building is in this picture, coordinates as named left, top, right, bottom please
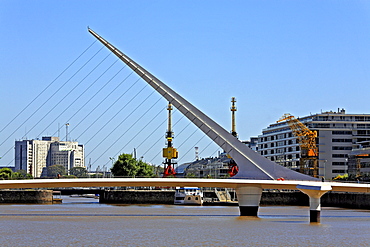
left=258, top=109, right=370, bottom=180
left=15, top=136, right=85, bottom=177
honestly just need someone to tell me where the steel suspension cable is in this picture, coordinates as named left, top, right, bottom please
left=100, top=105, right=168, bottom=167
left=116, top=102, right=166, bottom=154
left=52, top=65, right=126, bottom=139
left=0, top=40, right=97, bottom=134
left=136, top=109, right=181, bottom=151
left=133, top=109, right=183, bottom=163
left=71, top=71, right=136, bottom=140
left=0, top=45, right=105, bottom=147
left=75, top=76, right=142, bottom=142
left=87, top=88, right=156, bottom=162
left=7, top=51, right=111, bottom=146
left=198, top=140, right=219, bottom=158
left=147, top=114, right=187, bottom=164
left=177, top=134, right=209, bottom=164
left=36, top=58, right=121, bottom=139
left=92, top=96, right=163, bottom=166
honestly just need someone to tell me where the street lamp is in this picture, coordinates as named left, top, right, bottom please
left=109, top=157, right=115, bottom=178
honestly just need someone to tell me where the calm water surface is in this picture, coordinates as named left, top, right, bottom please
left=0, top=196, right=369, bottom=246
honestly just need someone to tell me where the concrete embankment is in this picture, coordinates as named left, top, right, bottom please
left=100, top=190, right=175, bottom=204
left=101, top=190, right=370, bottom=209
left=261, top=191, right=370, bottom=209
left=0, top=190, right=53, bottom=204
left=1, top=190, right=369, bottom=209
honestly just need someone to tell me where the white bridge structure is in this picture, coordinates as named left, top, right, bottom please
left=2, top=28, right=369, bottom=223
left=0, top=177, right=369, bottom=223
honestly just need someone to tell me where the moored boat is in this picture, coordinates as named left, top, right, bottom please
left=174, top=187, right=203, bottom=205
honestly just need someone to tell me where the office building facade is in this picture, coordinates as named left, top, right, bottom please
left=15, top=136, right=84, bottom=177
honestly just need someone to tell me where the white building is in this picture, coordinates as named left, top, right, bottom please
left=258, top=109, right=370, bottom=180
left=15, top=136, right=84, bottom=177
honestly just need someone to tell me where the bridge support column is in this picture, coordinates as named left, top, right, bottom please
left=297, top=184, right=332, bottom=223
left=235, top=186, right=262, bottom=216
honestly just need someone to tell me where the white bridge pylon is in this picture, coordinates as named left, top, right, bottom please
left=88, top=28, right=316, bottom=182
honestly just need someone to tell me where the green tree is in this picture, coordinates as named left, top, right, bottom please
left=70, top=167, right=87, bottom=177
left=15, top=169, right=33, bottom=179
left=111, top=154, right=138, bottom=177
left=111, top=154, right=154, bottom=177
left=0, top=168, right=13, bottom=179
left=47, top=165, right=66, bottom=178
left=185, top=173, right=196, bottom=178
left=136, top=160, right=154, bottom=177
left=12, top=169, right=32, bottom=179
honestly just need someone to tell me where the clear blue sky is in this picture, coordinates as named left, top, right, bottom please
left=1, top=1, right=370, bottom=170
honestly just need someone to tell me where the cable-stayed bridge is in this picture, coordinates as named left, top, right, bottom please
left=0, top=35, right=220, bottom=170
left=0, top=28, right=369, bottom=223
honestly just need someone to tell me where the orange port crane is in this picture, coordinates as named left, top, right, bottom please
left=277, top=114, right=318, bottom=177
left=228, top=97, right=239, bottom=177
left=162, top=102, right=178, bottom=177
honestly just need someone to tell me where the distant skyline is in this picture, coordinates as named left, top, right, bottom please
left=1, top=1, right=370, bottom=169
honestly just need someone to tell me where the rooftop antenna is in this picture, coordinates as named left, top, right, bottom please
left=88, top=158, right=91, bottom=172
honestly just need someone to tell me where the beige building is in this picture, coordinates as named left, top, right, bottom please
left=258, top=109, right=370, bottom=180
left=15, top=136, right=84, bottom=177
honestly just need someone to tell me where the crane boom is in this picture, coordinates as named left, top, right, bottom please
left=277, top=114, right=318, bottom=177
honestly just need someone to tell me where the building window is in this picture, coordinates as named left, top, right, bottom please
left=332, top=139, right=352, bottom=143
left=332, top=131, right=352, bottom=135
left=332, top=154, right=348, bottom=158
left=314, top=123, right=330, bottom=128
left=333, top=162, right=345, bottom=166
left=332, top=146, right=352, bottom=150
left=332, top=170, right=346, bottom=173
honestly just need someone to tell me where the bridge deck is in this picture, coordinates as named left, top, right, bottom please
left=0, top=178, right=369, bottom=193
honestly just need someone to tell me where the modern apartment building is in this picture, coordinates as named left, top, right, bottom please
left=15, top=136, right=84, bottom=177
left=258, top=109, right=370, bottom=180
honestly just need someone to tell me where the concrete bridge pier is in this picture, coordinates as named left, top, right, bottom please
left=297, top=184, right=332, bottom=223
left=236, top=186, right=262, bottom=216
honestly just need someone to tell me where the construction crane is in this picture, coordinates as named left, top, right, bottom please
left=277, top=113, right=318, bottom=177
left=351, top=153, right=369, bottom=179
left=228, top=97, right=239, bottom=177
left=231, top=97, right=237, bottom=138
left=162, top=102, right=178, bottom=177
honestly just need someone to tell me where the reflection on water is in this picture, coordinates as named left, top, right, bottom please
left=0, top=196, right=369, bottom=246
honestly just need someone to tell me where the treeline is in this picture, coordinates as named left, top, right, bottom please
left=0, top=168, right=33, bottom=179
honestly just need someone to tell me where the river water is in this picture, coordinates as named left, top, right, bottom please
left=0, top=196, right=369, bottom=246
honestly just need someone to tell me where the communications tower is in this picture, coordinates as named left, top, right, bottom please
left=162, top=102, right=178, bottom=177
